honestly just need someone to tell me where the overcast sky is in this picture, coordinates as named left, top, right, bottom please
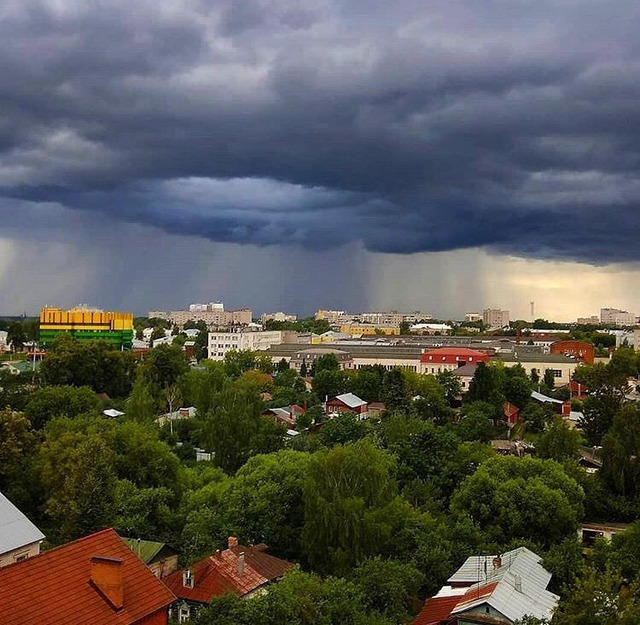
left=1, top=0, right=639, bottom=319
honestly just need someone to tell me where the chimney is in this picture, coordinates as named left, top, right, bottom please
left=228, top=536, right=238, bottom=549
left=514, top=574, right=522, bottom=592
left=492, top=555, right=502, bottom=570
left=90, top=556, right=124, bottom=610
left=183, top=569, right=194, bottom=588
left=237, top=552, right=245, bottom=575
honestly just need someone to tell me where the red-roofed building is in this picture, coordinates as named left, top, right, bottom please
left=420, top=348, right=489, bottom=375
left=0, top=528, right=175, bottom=625
left=412, top=594, right=463, bottom=625
left=163, top=537, right=294, bottom=622
left=550, top=340, right=594, bottom=365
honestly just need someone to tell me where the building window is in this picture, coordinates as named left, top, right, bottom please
left=179, top=605, right=191, bottom=623
left=552, top=369, right=563, bottom=378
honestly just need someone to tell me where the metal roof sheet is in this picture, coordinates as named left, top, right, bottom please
left=334, top=393, right=367, bottom=408
left=0, top=492, right=45, bottom=555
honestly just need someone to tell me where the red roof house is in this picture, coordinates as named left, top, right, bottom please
left=163, top=537, right=294, bottom=621
left=0, top=528, right=176, bottom=625
left=325, top=393, right=368, bottom=416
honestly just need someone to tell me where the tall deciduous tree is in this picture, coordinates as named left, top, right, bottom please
left=302, top=440, right=403, bottom=575
left=451, top=455, right=584, bottom=547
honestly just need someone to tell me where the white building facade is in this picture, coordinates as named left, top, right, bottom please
left=208, top=331, right=284, bottom=360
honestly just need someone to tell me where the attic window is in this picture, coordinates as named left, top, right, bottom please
left=183, top=570, right=194, bottom=588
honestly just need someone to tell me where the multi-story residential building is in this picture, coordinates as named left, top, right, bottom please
left=261, top=312, right=298, bottom=323
left=208, top=330, right=286, bottom=360
left=483, top=308, right=510, bottom=329
left=600, top=308, right=636, bottom=326
left=464, top=313, right=483, bottom=323
left=40, top=307, right=134, bottom=349
left=576, top=315, right=600, bottom=325
left=315, top=309, right=352, bottom=324
left=149, top=304, right=252, bottom=329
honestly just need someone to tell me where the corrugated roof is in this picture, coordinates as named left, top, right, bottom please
left=0, top=528, right=175, bottom=625
left=121, top=538, right=172, bottom=564
left=412, top=594, right=463, bottom=625
left=334, top=393, right=367, bottom=408
left=448, top=547, right=558, bottom=622
left=531, top=390, right=564, bottom=404
left=0, top=491, right=45, bottom=555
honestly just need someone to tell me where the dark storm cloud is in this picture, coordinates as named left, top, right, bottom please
left=1, top=0, right=640, bottom=262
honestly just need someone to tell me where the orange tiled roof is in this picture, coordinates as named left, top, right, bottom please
left=0, top=528, right=175, bottom=625
left=412, top=595, right=461, bottom=625
left=164, top=544, right=294, bottom=603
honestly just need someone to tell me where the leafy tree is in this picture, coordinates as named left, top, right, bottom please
left=312, top=369, right=347, bottom=400
left=399, top=320, right=411, bottom=335
left=303, top=440, right=403, bottom=575
left=315, top=353, right=340, bottom=374
left=125, top=376, right=156, bottom=422
left=435, top=370, right=462, bottom=405
left=542, top=369, right=556, bottom=393
left=350, top=369, right=382, bottom=403
left=198, top=387, right=285, bottom=473
left=38, top=428, right=117, bottom=540
left=40, top=335, right=136, bottom=396
left=520, top=402, right=552, bottom=433
left=456, top=401, right=496, bottom=442
left=113, top=480, right=177, bottom=542
left=223, top=349, right=257, bottom=378
left=467, top=362, right=504, bottom=407
left=381, top=369, right=409, bottom=411
left=194, top=569, right=390, bottom=625
left=149, top=326, right=166, bottom=343
left=504, top=370, right=533, bottom=409
left=553, top=567, right=640, bottom=625
left=319, top=412, right=370, bottom=447
left=601, top=405, right=640, bottom=497
left=140, top=344, right=189, bottom=390
left=0, top=409, right=34, bottom=489
left=222, top=450, right=311, bottom=560
left=542, top=536, right=584, bottom=591
left=353, top=557, right=423, bottom=622
left=451, top=455, right=584, bottom=548
left=537, top=417, right=582, bottom=463
left=25, top=385, right=99, bottom=429
left=7, top=321, right=26, bottom=351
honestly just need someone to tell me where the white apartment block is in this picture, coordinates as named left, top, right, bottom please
left=483, top=308, right=510, bottom=329
left=208, top=331, right=284, bottom=360
left=577, top=316, right=600, bottom=325
left=600, top=308, right=636, bottom=327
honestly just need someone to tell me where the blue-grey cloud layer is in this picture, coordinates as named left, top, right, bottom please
left=2, top=0, right=640, bottom=262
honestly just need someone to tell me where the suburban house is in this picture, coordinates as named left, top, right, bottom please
left=263, top=404, right=306, bottom=428
left=0, top=491, right=45, bottom=567
left=0, top=527, right=176, bottom=624
left=412, top=546, right=558, bottom=625
left=325, top=392, right=368, bottom=417
left=452, top=363, right=477, bottom=391
left=163, top=537, right=294, bottom=622
left=122, top=537, right=179, bottom=578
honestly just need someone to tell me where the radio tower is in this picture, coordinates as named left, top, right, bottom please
left=530, top=301, right=535, bottom=320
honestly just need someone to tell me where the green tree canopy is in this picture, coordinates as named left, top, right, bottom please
left=451, top=455, right=584, bottom=547
left=302, top=440, right=404, bottom=576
